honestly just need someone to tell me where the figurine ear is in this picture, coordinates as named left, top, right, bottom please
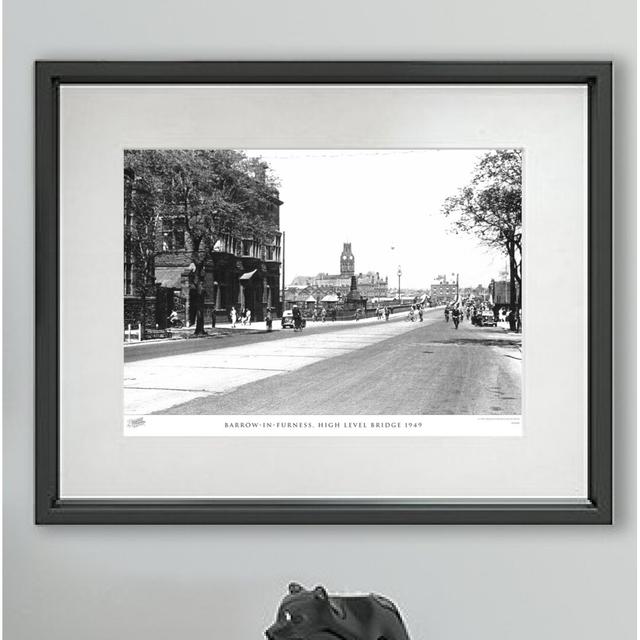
left=314, top=586, right=328, bottom=600
left=289, top=582, right=304, bottom=594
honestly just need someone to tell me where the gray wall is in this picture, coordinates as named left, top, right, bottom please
left=4, top=1, right=636, bottom=638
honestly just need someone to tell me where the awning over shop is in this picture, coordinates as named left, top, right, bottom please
left=155, top=267, right=184, bottom=289
left=305, top=295, right=316, bottom=303
left=320, top=293, right=339, bottom=302
left=239, top=269, right=257, bottom=281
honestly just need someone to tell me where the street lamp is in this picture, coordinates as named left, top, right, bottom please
left=397, top=266, right=402, bottom=302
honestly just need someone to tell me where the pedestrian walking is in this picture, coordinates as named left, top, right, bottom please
left=418, top=307, right=423, bottom=322
left=384, top=306, right=390, bottom=321
left=230, top=306, right=237, bottom=328
left=321, top=307, right=327, bottom=322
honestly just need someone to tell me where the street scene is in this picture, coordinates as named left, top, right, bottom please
left=123, top=148, right=522, bottom=425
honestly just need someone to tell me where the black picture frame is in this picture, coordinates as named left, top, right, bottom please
left=35, top=61, right=612, bottom=525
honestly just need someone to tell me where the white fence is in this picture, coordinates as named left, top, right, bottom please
left=124, top=323, right=142, bottom=343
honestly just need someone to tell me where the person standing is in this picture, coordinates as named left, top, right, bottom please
left=321, top=307, right=327, bottom=322
left=418, top=306, right=423, bottom=322
left=384, top=306, right=390, bottom=321
left=230, top=306, right=237, bottom=328
left=245, top=308, right=252, bottom=326
left=292, top=304, right=302, bottom=331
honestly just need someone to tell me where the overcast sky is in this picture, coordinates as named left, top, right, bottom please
left=247, top=149, right=511, bottom=289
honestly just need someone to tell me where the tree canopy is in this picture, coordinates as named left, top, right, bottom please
left=441, top=149, right=522, bottom=314
left=124, top=149, right=280, bottom=257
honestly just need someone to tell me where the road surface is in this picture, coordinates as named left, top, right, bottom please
left=124, top=308, right=521, bottom=416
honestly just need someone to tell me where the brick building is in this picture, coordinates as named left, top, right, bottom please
left=430, top=276, right=458, bottom=304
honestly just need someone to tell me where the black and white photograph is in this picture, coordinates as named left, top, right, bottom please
left=123, top=147, right=522, bottom=436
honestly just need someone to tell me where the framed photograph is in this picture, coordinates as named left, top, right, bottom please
left=35, top=61, right=612, bottom=524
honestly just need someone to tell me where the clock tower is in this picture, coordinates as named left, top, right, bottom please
left=340, top=242, right=355, bottom=277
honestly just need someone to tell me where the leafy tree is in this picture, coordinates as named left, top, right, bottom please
left=124, top=149, right=280, bottom=336
left=124, top=151, right=166, bottom=336
left=441, top=149, right=522, bottom=330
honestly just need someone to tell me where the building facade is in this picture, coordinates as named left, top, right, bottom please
left=124, top=200, right=282, bottom=328
left=430, top=277, right=458, bottom=304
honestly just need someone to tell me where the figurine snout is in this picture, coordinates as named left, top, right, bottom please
left=266, top=623, right=300, bottom=640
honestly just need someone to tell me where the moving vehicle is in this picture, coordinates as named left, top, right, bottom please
left=281, top=309, right=307, bottom=329
left=476, top=310, right=497, bottom=327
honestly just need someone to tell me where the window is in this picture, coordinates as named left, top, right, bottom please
left=162, top=219, right=174, bottom=251
left=162, top=217, right=185, bottom=251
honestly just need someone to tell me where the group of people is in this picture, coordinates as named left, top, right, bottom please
left=405, top=304, right=424, bottom=323
left=229, top=306, right=252, bottom=328
left=309, top=307, right=337, bottom=322
left=444, top=301, right=522, bottom=332
left=375, top=306, right=392, bottom=321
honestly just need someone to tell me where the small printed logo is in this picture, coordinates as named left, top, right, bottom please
left=127, top=416, right=146, bottom=429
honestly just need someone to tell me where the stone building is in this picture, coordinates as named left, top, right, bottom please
left=124, top=199, right=282, bottom=328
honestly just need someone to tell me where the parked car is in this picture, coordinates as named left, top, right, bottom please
left=281, top=309, right=307, bottom=329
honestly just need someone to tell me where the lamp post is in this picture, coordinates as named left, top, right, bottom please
left=397, top=266, right=402, bottom=302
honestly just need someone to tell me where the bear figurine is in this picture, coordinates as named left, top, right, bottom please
left=265, top=583, right=411, bottom=640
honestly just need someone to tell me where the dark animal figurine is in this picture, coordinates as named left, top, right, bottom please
left=265, top=583, right=411, bottom=640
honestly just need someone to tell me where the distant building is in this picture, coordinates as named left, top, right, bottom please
left=340, top=242, right=355, bottom=276
left=430, top=276, right=458, bottom=303
left=286, top=243, right=388, bottom=308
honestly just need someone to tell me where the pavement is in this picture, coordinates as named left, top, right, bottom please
left=124, top=308, right=521, bottom=416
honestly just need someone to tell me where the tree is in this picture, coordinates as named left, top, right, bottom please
left=124, top=151, right=166, bottom=337
left=441, top=149, right=522, bottom=330
left=124, top=150, right=280, bottom=336
left=161, top=150, right=279, bottom=335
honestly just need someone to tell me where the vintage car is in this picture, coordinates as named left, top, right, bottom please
left=281, top=309, right=307, bottom=329
left=476, top=310, right=497, bottom=327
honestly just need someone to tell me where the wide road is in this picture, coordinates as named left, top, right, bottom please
left=124, top=308, right=521, bottom=416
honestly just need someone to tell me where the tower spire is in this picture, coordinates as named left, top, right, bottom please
left=340, top=242, right=355, bottom=277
